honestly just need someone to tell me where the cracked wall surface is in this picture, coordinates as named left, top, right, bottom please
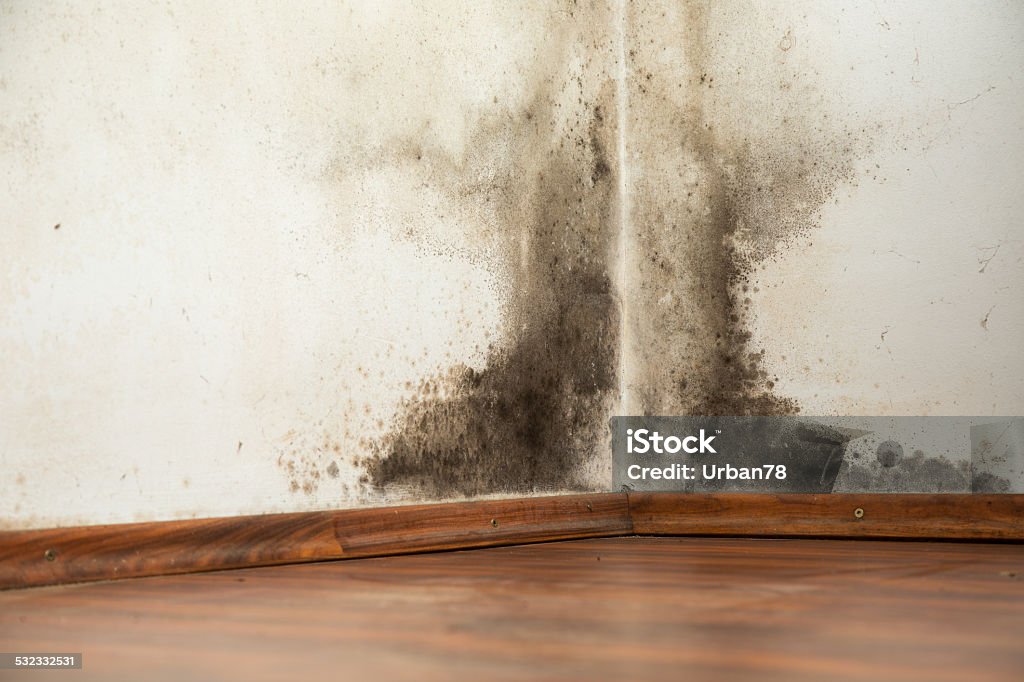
left=2, top=1, right=1023, bottom=528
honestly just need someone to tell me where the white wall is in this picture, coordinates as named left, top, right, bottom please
left=3, top=1, right=1022, bottom=529
left=748, top=0, right=1024, bottom=416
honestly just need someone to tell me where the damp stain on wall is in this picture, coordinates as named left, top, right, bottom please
left=354, top=0, right=886, bottom=499
left=364, top=95, right=622, bottom=498
left=4, top=1, right=1021, bottom=529
left=350, top=6, right=624, bottom=499
left=276, top=428, right=345, bottom=497
left=248, top=2, right=625, bottom=503
left=836, top=451, right=972, bottom=493
left=624, top=0, right=875, bottom=417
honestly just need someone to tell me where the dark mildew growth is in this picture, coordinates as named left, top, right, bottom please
left=837, top=452, right=971, bottom=493
left=353, top=0, right=882, bottom=500
left=624, top=0, right=873, bottom=416
left=364, top=9, right=622, bottom=498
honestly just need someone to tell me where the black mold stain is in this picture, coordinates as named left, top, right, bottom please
left=277, top=429, right=343, bottom=496
left=364, top=79, right=621, bottom=498
left=970, top=420, right=1023, bottom=492
left=876, top=440, right=904, bottom=467
left=626, top=1, right=869, bottom=416
left=837, top=451, right=971, bottom=493
left=972, top=471, right=1011, bottom=493
left=342, top=2, right=881, bottom=500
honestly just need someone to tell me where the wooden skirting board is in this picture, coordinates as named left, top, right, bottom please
left=628, top=493, right=1024, bottom=540
left=1, top=493, right=1022, bottom=589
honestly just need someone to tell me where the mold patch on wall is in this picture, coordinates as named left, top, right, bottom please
left=623, top=1, right=875, bottom=416
left=835, top=451, right=971, bottom=493
left=970, top=419, right=1024, bottom=493
left=4, top=1, right=1023, bottom=529
left=361, top=7, right=623, bottom=498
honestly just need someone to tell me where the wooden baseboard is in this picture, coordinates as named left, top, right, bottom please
left=2, top=492, right=1022, bottom=590
left=627, top=493, right=1024, bottom=540
left=0, top=493, right=630, bottom=590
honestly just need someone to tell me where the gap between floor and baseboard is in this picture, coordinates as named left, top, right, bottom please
left=1, top=493, right=1022, bottom=590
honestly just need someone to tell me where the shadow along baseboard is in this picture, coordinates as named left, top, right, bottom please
left=1, top=493, right=1022, bottom=589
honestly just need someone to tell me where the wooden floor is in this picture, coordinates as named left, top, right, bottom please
left=1, top=537, right=1022, bottom=681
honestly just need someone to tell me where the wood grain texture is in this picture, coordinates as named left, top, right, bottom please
left=629, top=493, right=1024, bottom=540
left=330, top=492, right=630, bottom=556
left=0, top=493, right=630, bottom=590
left=0, top=511, right=341, bottom=591
left=4, top=493, right=1023, bottom=590
left=1, top=537, right=1022, bottom=681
